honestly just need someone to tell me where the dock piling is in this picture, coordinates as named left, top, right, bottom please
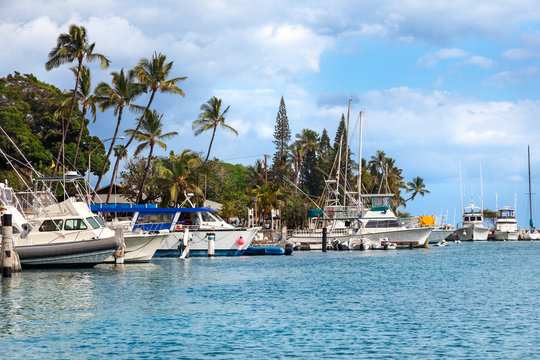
left=207, top=232, right=215, bottom=257
left=2, top=214, right=14, bottom=277
left=322, top=227, right=327, bottom=252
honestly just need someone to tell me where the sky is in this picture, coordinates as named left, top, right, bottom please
left=1, top=0, right=540, bottom=226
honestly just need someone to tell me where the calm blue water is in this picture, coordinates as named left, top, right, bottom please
left=1, top=242, right=540, bottom=359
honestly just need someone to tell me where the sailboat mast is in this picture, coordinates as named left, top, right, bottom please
left=528, top=145, right=533, bottom=229
left=343, top=99, right=351, bottom=207
left=480, top=163, right=484, bottom=212
left=357, top=111, right=363, bottom=207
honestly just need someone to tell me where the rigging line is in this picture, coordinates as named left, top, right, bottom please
left=222, top=153, right=267, bottom=161
left=0, top=125, right=43, bottom=177
left=283, top=177, right=320, bottom=209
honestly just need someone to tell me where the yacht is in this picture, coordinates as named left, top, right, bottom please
left=0, top=181, right=120, bottom=267
left=357, top=194, right=432, bottom=249
left=456, top=203, right=489, bottom=241
left=493, top=207, right=519, bottom=241
left=92, top=204, right=260, bottom=257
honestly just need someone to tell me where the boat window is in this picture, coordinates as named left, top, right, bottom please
left=86, top=217, right=100, bottom=229
left=136, top=214, right=174, bottom=224
left=94, top=216, right=106, bottom=227
left=39, top=219, right=63, bottom=232
left=464, top=216, right=470, bottom=222
left=201, top=212, right=217, bottom=222
left=64, top=219, right=88, bottom=231
left=366, top=220, right=398, bottom=228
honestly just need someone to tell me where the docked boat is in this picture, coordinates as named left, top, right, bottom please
left=523, top=145, right=540, bottom=240
left=456, top=202, right=489, bottom=241
left=92, top=204, right=260, bottom=257
left=357, top=194, right=432, bottom=249
left=371, top=238, right=397, bottom=250
left=493, top=207, right=519, bottom=241
left=0, top=181, right=120, bottom=267
left=91, top=204, right=169, bottom=263
left=417, top=215, right=455, bottom=244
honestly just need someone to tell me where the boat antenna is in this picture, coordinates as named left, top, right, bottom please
left=480, top=162, right=484, bottom=212
left=459, top=162, right=463, bottom=214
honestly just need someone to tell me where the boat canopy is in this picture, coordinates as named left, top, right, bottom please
left=90, top=203, right=217, bottom=213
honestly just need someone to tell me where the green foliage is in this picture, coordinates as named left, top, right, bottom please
left=0, top=72, right=97, bottom=177
left=205, top=161, right=251, bottom=203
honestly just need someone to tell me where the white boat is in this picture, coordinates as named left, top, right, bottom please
left=357, top=194, right=432, bottom=249
left=523, top=145, right=540, bottom=240
left=0, top=181, right=120, bottom=267
left=456, top=203, right=489, bottom=241
left=493, top=207, right=519, bottom=241
left=91, top=206, right=169, bottom=263
left=370, top=238, right=397, bottom=250
left=93, top=204, right=260, bottom=257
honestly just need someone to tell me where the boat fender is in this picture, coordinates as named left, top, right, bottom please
left=237, top=236, right=245, bottom=246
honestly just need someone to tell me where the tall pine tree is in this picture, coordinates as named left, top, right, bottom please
left=272, top=96, right=291, bottom=184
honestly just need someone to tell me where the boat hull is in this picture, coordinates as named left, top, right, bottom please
left=493, top=231, right=519, bottom=241
left=155, top=227, right=260, bottom=257
left=428, top=229, right=455, bottom=244
left=359, top=227, right=432, bottom=248
left=15, top=236, right=120, bottom=268
left=456, top=226, right=489, bottom=241
left=104, top=233, right=168, bottom=263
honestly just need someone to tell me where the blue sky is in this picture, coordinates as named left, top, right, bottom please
left=1, top=1, right=540, bottom=226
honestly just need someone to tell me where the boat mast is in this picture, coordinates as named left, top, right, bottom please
left=357, top=111, right=363, bottom=207
left=528, top=145, right=534, bottom=230
left=343, top=99, right=351, bottom=207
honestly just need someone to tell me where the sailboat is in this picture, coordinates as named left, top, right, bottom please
left=522, top=145, right=540, bottom=240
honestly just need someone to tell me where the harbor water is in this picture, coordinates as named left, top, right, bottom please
left=1, top=242, right=540, bottom=359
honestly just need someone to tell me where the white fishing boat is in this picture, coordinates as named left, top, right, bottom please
left=456, top=203, right=489, bottom=241
left=91, top=205, right=170, bottom=263
left=370, top=238, right=397, bottom=250
left=0, top=180, right=120, bottom=267
left=493, top=207, right=519, bottom=241
left=93, top=204, right=260, bottom=257
left=357, top=194, right=432, bottom=249
left=417, top=215, right=454, bottom=244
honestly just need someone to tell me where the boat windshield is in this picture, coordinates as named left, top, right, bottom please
left=86, top=217, right=100, bottom=229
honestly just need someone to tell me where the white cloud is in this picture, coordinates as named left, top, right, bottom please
left=466, top=55, right=494, bottom=69
left=417, top=48, right=469, bottom=67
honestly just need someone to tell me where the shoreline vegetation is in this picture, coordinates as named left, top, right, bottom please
left=0, top=24, right=432, bottom=229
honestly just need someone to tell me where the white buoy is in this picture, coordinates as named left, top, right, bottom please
left=207, top=232, right=215, bottom=257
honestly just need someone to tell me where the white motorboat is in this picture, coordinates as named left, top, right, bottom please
left=493, top=207, right=519, bottom=241
left=0, top=181, right=120, bottom=267
left=91, top=206, right=169, bottom=263
left=371, top=238, right=397, bottom=250
left=92, top=204, right=260, bottom=257
left=357, top=194, right=431, bottom=249
left=456, top=203, right=489, bottom=241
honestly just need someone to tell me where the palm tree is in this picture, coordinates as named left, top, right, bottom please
left=404, top=177, right=430, bottom=203
left=247, top=159, right=266, bottom=187
left=93, top=68, right=145, bottom=194
left=251, top=182, right=283, bottom=222
left=192, top=96, right=238, bottom=164
left=71, top=66, right=97, bottom=168
left=125, top=110, right=178, bottom=203
left=288, top=141, right=305, bottom=185
left=295, top=129, right=319, bottom=185
left=45, top=24, right=109, bottom=175
left=123, top=52, right=186, bottom=155
left=106, top=144, right=129, bottom=203
left=157, top=150, right=203, bottom=207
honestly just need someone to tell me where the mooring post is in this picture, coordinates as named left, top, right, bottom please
left=2, top=214, right=14, bottom=277
left=207, top=232, right=215, bottom=257
left=322, top=227, right=327, bottom=252
left=114, top=229, right=125, bottom=265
